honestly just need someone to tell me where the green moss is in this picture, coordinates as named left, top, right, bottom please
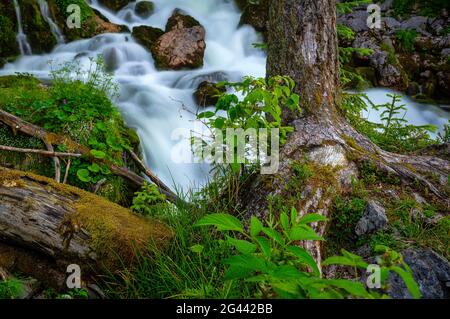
left=0, top=2, right=20, bottom=66
left=20, top=0, right=57, bottom=54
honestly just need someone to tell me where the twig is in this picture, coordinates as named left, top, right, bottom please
left=63, top=157, right=72, bottom=184
left=0, top=145, right=82, bottom=158
left=129, top=150, right=175, bottom=195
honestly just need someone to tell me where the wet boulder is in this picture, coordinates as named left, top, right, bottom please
left=135, top=1, right=155, bottom=19
left=151, top=25, right=206, bottom=70
left=165, top=9, right=200, bottom=32
left=132, top=25, right=164, bottom=51
left=239, top=0, right=269, bottom=34
left=194, top=81, right=226, bottom=107
left=98, top=0, right=130, bottom=12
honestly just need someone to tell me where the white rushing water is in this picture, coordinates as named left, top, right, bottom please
left=2, top=0, right=265, bottom=191
left=1, top=1, right=448, bottom=191
left=38, top=0, right=66, bottom=44
left=362, top=88, right=450, bottom=137
left=13, top=0, right=32, bottom=55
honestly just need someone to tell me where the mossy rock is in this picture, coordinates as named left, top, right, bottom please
left=49, top=0, right=123, bottom=42
left=98, top=0, right=130, bottom=12
left=0, top=2, right=20, bottom=66
left=239, top=0, right=269, bottom=33
left=135, top=1, right=155, bottom=19
left=132, top=25, right=164, bottom=51
left=20, top=0, right=57, bottom=54
left=165, top=9, right=200, bottom=32
left=194, top=81, right=226, bottom=107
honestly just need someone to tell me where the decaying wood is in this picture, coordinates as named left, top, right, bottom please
left=0, top=109, right=180, bottom=203
left=0, top=167, right=171, bottom=288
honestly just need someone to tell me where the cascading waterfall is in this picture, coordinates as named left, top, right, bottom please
left=1, top=0, right=266, bottom=191
left=0, top=0, right=448, bottom=191
left=13, top=0, right=32, bottom=55
left=38, top=0, right=65, bottom=44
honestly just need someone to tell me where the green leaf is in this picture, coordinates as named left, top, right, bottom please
left=322, top=256, right=355, bottom=267
left=250, top=216, right=263, bottom=237
left=298, top=213, right=327, bottom=225
left=287, top=245, right=321, bottom=277
left=88, top=163, right=100, bottom=173
left=255, top=236, right=271, bottom=257
left=189, top=244, right=204, bottom=254
left=325, top=279, right=371, bottom=298
left=280, top=212, right=290, bottom=231
left=262, top=227, right=285, bottom=246
left=95, top=121, right=107, bottom=131
left=194, top=213, right=243, bottom=232
left=76, top=169, right=91, bottom=182
left=90, top=149, right=106, bottom=159
left=291, top=207, right=298, bottom=224
left=198, top=111, right=215, bottom=119
left=226, top=236, right=257, bottom=254
left=289, top=225, right=324, bottom=241
left=224, top=254, right=268, bottom=274
left=391, top=266, right=421, bottom=299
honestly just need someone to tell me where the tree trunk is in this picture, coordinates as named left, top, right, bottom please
left=0, top=167, right=171, bottom=288
left=267, top=0, right=339, bottom=122
left=241, top=0, right=450, bottom=269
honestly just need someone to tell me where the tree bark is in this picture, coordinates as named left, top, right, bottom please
left=241, top=0, right=450, bottom=269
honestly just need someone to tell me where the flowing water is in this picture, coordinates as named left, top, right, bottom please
left=1, top=0, right=448, bottom=191
left=362, top=88, right=450, bottom=138
left=38, top=0, right=66, bottom=44
left=13, top=0, right=32, bottom=55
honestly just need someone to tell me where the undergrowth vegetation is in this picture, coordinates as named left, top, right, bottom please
left=0, top=58, right=140, bottom=204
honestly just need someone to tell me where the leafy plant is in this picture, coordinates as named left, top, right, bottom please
left=196, top=76, right=299, bottom=175
left=395, top=30, right=418, bottom=53
left=194, top=208, right=420, bottom=299
left=0, top=279, right=25, bottom=299
left=438, top=120, right=450, bottom=143
left=131, top=183, right=168, bottom=217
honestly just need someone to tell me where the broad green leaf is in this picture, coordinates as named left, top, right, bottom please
left=287, top=246, right=320, bottom=277
left=194, top=213, right=243, bottom=232
left=90, top=149, right=106, bottom=159
left=322, top=256, right=355, bottom=267
left=255, top=236, right=271, bottom=257
left=291, top=207, right=298, bottom=224
left=325, top=279, right=371, bottom=298
left=76, top=169, right=91, bottom=182
left=224, top=254, right=268, bottom=273
left=298, top=213, right=327, bottom=225
left=391, top=266, right=421, bottom=299
left=289, top=225, right=324, bottom=241
left=88, top=163, right=100, bottom=173
left=250, top=216, right=263, bottom=237
left=190, top=244, right=204, bottom=254
left=226, top=236, right=257, bottom=254
left=280, top=212, right=290, bottom=231
left=262, top=227, right=285, bottom=246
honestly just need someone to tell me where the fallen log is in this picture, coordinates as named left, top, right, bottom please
left=0, top=145, right=82, bottom=158
left=0, top=167, right=171, bottom=288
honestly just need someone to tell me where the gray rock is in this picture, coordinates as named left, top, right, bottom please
left=369, top=51, right=404, bottom=87
left=383, top=17, right=401, bottom=34
left=355, top=200, right=388, bottom=236
left=380, top=0, right=394, bottom=12
left=400, top=16, right=428, bottom=33
left=441, top=48, right=450, bottom=59
left=387, top=249, right=450, bottom=299
left=339, top=10, right=370, bottom=33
